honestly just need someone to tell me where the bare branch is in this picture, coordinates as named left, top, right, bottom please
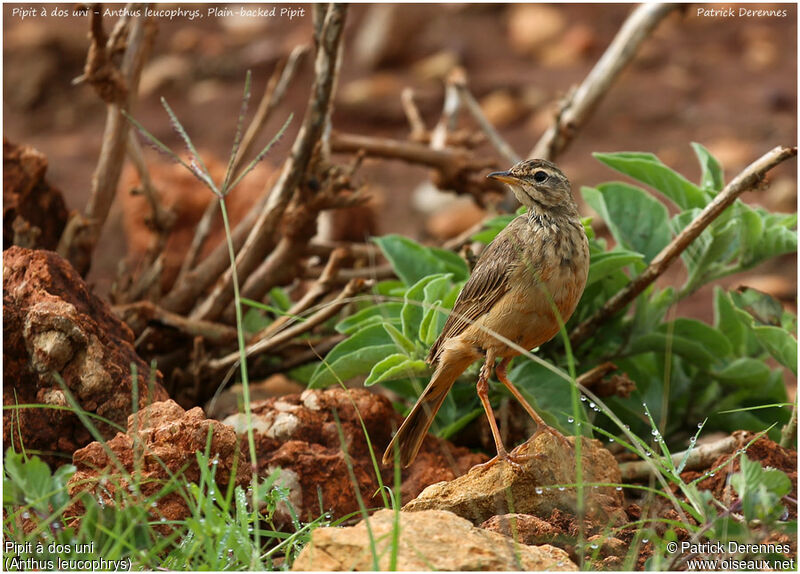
left=58, top=6, right=153, bottom=274
left=530, top=3, right=678, bottom=160
left=570, top=145, right=798, bottom=348
left=619, top=433, right=745, bottom=482
left=455, top=80, right=521, bottom=166
left=252, top=247, right=347, bottom=342
left=401, top=88, right=427, bottom=140
left=114, top=301, right=238, bottom=344
left=209, top=278, right=371, bottom=371
left=192, top=3, right=349, bottom=322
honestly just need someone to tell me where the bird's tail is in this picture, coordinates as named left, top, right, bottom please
left=382, top=352, right=472, bottom=467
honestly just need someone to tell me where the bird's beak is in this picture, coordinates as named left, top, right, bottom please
left=486, top=170, right=520, bottom=185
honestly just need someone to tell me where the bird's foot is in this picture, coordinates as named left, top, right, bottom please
left=475, top=448, right=532, bottom=471
left=533, top=424, right=573, bottom=451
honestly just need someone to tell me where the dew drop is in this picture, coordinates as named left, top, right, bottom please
left=212, top=458, right=219, bottom=466
left=589, top=402, right=596, bottom=409
left=558, top=487, right=566, bottom=492
left=160, top=517, right=167, bottom=523
left=590, top=543, right=599, bottom=550
left=567, top=416, right=574, bottom=423
left=651, top=429, right=660, bottom=436
left=697, top=422, right=703, bottom=429
left=624, top=425, right=630, bottom=430
left=535, top=487, right=543, bottom=494
left=608, top=438, right=615, bottom=443
left=21, top=511, right=30, bottom=519
left=580, top=396, right=587, bottom=402
left=616, top=486, right=623, bottom=491
left=709, top=472, right=715, bottom=477
left=642, top=538, right=649, bottom=543
left=151, top=501, right=158, bottom=508
left=689, top=437, right=697, bottom=444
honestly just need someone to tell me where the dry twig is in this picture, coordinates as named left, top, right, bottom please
left=209, top=278, right=372, bottom=371
left=619, top=432, right=746, bottom=481
left=192, top=3, right=349, bottom=322
left=58, top=6, right=153, bottom=275
left=114, top=300, right=238, bottom=344
left=569, top=145, right=797, bottom=348
left=455, top=80, right=520, bottom=166
left=530, top=3, right=678, bottom=160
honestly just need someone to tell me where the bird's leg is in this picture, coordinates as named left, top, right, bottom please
left=496, top=357, right=572, bottom=452
left=474, top=351, right=525, bottom=469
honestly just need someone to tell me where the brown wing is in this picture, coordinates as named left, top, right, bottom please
left=427, top=216, right=529, bottom=364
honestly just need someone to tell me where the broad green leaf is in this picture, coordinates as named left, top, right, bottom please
left=269, top=287, right=292, bottom=312
left=374, top=235, right=467, bottom=285
left=365, top=354, right=429, bottom=385
left=753, top=326, right=797, bottom=375
left=402, top=275, right=448, bottom=339
left=384, top=322, right=416, bottom=355
left=310, top=323, right=394, bottom=387
left=309, top=344, right=397, bottom=388
left=586, top=249, right=643, bottom=286
left=420, top=300, right=443, bottom=346
left=712, top=358, right=771, bottom=387
left=732, top=287, right=786, bottom=327
left=713, top=287, right=751, bottom=354
left=691, top=142, right=724, bottom=192
left=631, top=318, right=731, bottom=366
left=335, top=303, right=403, bottom=334
left=594, top=151, right=709, bottom=209
left=582, top=183, right=671, bottom=263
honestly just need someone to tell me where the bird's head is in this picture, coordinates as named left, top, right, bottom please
left=487, top=159, right=573, bottom=212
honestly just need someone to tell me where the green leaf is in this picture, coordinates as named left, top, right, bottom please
left=712, top=358, right=771, bottom=387
left=582, top=183, right=671, bottom=263
left=309, top=323, right=394, bottom=387
left=586, top=249, right=644, bottom=286
left=713, top=288, right=753, bottom=354
left=753, top=326, right=797, bottom=375
left=630, top=318, right=732, bottom=366
left=335, top=303, right=403, bottom=334
left=691, top=142, right=724, bottom=192
left=374, top=235, right=467, bottom=285
left=269, top=287, right=292, bottom=312
left=383, top=322, right=417, bottom=355
left=509, top=359, right=588, bottom=434
left=594, top=151, right=709, bottom=210
left=420, top=300, right=443, bottom=346
left=365, top=354, right=429, bottom=386
left=473, top=214, right=515, bottom=244
left=402, top=274, right=450, bottom=339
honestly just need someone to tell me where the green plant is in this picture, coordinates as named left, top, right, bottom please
left=309, top=144, right=797, bottom=449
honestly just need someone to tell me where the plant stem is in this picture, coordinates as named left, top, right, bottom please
left=218, top=197, right=260, bottom=568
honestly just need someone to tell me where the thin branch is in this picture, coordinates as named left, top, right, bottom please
left=231, top=44, right=309, bottom=178
left=192, top=3, right=349, bottom=322
left=401, top=88, right=427, bottom=140
left=252, top=247, right=347, bottom=342
left=58, top=6, right=152, bottom=275
left=301, top=262, right=396, bottom=285
left=455, top=79, right=521, bottom=166
left=569, top=145, right=798, bottom=348
left=430, top=67, right=462, bottom=151
left=619, top=434, right=741, bottom=482
left=530, top=3, right=678, bottom=160
left=209, top=278, right=371, bottom=371
left=126, top=130, right=176, bottom=235
left=114, top=301, right=238, bottom=344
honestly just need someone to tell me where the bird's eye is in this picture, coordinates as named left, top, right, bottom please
left=532, top=171, right=548, bottom=183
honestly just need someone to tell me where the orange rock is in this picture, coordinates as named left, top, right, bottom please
left=3, top=247, right=169, bottom=465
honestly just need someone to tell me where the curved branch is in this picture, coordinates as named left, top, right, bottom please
left=530, top=3, right=678, bottom=160
left=569, top=145, right=798, bottom=348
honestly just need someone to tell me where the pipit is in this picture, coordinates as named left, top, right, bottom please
left=382, top=159, right=590, bottom=468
